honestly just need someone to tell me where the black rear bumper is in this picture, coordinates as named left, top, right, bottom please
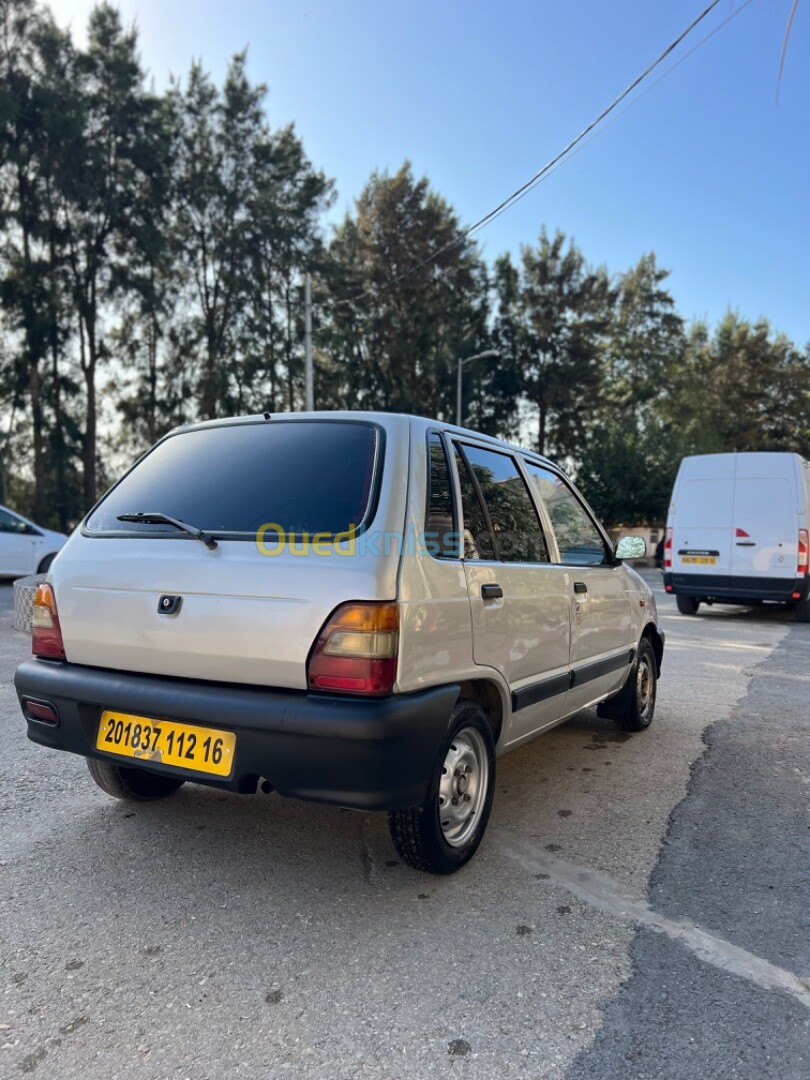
left=664, top=572, right=809, bottom=604
left=14, top=660, right=460, bottom=811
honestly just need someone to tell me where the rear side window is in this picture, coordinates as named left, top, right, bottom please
left=454, top=449, right=496, bottom=561
left=523, top=461, right=608, bottom=566
left=86, top=421, right=380, bottom=538
left=458, top=444, right=550, bottom=564
left=426, top=434, right=458, bottom=558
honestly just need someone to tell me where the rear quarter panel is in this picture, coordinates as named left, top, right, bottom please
left=395, top=425, right=510, bottom=739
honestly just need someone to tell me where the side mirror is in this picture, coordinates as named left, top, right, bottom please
left=615, top=535, right=647, bottom=561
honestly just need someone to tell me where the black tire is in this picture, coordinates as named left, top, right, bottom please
left=37, top=552, right=57, bottom=574
left=676, top=594, right=700, bottom=615
left=87, top=758, right=185, bottom=801
left=611, top=638, right=657, bottom=732
left=388, top=700, right=496, bottom=874
left=796, top=599, right=810, bottom=623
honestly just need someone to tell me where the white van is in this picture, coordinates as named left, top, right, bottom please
left=663, top=452, right=810, bottom=621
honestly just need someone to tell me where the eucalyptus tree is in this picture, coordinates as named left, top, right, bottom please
left=0, top=0, right=55, bottom=520
left=38, top=2, right=167, bottom=506
left=492, top=228, right=612, bottom=458
left=322, top=163, right=489, bottom=421
left=237, top=122, right=333, bottom=414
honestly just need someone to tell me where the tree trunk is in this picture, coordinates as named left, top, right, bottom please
left=78, top=309, right=97, bottom=509
left=538, top=399, right=547, bottom=456
left=29, top=364, right=46, bottom=523
left=19, top=213, right=47, bottom=521
left=50, top=330, right=68, bottom=532
left=148, top=316, right=158, bottom=445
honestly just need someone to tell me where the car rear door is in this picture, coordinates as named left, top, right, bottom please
left=0, top=508, right=38, bottom=576
left=450, top=441, right=571, bottom=743
left=522, top=462, right=635, bottom=713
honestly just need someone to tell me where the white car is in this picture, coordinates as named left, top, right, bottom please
left=15, top=413, right=664, bottom=873
left=0, top=504, right=67, bottom=578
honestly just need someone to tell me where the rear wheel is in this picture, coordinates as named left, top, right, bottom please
left=676, top=594, right=700, bottom=615
left=796, top=599, right=810, bottom=623
left=388, top=700, right=495, bottom=874
left=87, top=758, right=185, bottom=801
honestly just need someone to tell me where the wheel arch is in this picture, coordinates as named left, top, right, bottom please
left=642, top=621, right=664, bottom=676
left=456, top=678, right=506, bottom=747
left=36, top=551, right=59, bottom=574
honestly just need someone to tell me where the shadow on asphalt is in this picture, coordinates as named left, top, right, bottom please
left=48, top=705, right=625, bottom=899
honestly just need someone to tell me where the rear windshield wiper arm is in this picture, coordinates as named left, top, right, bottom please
left=116, top=512, right=218, bottom=550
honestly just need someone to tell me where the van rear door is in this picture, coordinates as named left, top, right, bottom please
left=730, top=454, right=798, bottom=589
left=672, top=456, right=735, bottom=587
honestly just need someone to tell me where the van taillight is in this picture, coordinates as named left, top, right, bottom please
left=31, top=583, right=66, bottom=659
left=664, top=528, right=673, bottom=570
left=799, top=530, right=809, bottom=576
left=308, top=602, right=399, bottom=696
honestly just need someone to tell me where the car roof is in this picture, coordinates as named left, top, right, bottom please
left=167, top=411, right=559, bottom=471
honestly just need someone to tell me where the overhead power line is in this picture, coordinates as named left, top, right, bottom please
left=482, top=0, right=755, bottom=230
left=336, top=0, right=746, bottom=309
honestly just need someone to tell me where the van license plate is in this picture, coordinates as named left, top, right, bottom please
left=680, top=555, right=718, bottom=565
left=96, top=711, right=236, bottom=777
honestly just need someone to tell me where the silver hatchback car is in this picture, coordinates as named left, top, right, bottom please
left=16, top=412, right=663, bottom=873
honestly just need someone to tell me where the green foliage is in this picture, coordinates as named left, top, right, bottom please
left=2, top=0, right=809, bottom=532
left=492, top=230, right=612, bottom=457
left=321, top=163, right=488, bottom=423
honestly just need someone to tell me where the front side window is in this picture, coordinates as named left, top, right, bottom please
left=426, top=433, right=458, bottom=558
left=459, top=444, right=550, bottom=564
left=86, top=421, right=380, bottom=538
left=523, top=462, right=608, bottom=566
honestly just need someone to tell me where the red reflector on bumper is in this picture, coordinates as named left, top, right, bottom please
left=665, top=585, right=673, bottom=592
left=23, top=699, right=59, bottom=725
left=793, top=592, right=801, bottom=600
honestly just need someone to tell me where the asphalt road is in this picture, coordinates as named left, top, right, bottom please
left=1, top=574, right=808, bottom=1079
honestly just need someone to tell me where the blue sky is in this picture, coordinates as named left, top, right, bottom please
left=50, top=0, right=810, bottom=345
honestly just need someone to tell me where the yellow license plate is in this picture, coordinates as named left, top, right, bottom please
left=96, top=711, right=236, bottom=777
left=680, top=555, right=718, bottom=565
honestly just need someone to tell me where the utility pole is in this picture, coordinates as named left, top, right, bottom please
left=456, top=350, right=499, bottom=427
left=304, top=273, right=314, bottom=411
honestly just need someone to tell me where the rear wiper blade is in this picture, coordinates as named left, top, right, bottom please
left=116, top=512, right=218, bottom=551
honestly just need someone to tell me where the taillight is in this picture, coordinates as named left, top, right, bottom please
left=799, top=529, right=809, bottom=576
left=664, top=527, right=673, bottom=570
left=308, top=602, right=399, bottom=696
left=31, top=583, right=66, bottom=659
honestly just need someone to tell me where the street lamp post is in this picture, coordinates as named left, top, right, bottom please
left=456, top=349, right=500, bottom=427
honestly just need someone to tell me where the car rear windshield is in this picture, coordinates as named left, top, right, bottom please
left=85, top=420, right=380, bottom=538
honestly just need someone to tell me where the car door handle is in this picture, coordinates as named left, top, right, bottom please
left=481, top=584, right=503, bottom=600
left=573, top=582, right=588, bottom=594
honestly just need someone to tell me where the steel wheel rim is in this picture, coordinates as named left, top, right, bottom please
left=636, top=653, right=655, bottom=721
left=437, top=727, right=489, bottom=848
